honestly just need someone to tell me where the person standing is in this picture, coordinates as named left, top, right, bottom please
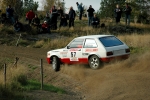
left=26, top=9, right=35, bottom=25
left=76, top=2, right=84, bottom=20
left=50, top=6, right=58, bottom=30
left=114, top=4, right=122, bottom=24
left=68, top=6, right=76, bottom=28
left=6, top=5, right=15, bottom=24
left=124, top=3, right=132, bottom=25
left=57, top=7, right=63, bottom=18
left=87, top=5, right=95, bottom=26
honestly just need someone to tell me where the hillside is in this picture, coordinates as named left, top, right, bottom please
left=0, top=20, right=150, bottom=100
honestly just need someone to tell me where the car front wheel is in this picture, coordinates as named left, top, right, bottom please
left=88, top=55, right=100, bottom=69
left=52, top=56, right=60, bottom=72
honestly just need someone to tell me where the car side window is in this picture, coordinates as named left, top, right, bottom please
left=84, top=39, right=97, bottom=48
left=69, top=39, right=84, bottom=48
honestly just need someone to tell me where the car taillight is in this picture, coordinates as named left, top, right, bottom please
left=125, top=48, right=130, bottom=53
left=107, top=51, right=113, bottom=56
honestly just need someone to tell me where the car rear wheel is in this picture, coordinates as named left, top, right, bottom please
left=52, top=56, right=60, bottom=72
left=88, top=55, right=100, bottom=69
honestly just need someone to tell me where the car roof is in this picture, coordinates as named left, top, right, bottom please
left=75, top=35, right=114, bottom=39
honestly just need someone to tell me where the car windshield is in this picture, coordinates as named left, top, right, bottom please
left=99, top=36, right=123, bottom=47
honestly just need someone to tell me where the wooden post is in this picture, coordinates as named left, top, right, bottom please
left=4, top=64, right=6, bottom=88
left=40, top=59, right=43, bottom=90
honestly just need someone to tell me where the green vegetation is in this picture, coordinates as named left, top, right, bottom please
left=0, top=73, right=66, bottom=100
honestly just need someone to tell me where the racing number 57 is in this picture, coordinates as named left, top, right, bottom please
left=71, top=52, right=76, bottom=57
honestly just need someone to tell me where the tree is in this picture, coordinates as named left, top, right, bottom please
left=99, top=0, right=125, bottom=18
left=23, top=0, right=39, bottom=15
left=44, top=0, right=64, bottom=13
left=0, top=0, right=23, bottom=14
left=99, top=0, right=150, bottom=23
left=0, top=0, right=39, bottom=16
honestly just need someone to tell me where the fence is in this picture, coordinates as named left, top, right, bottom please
left=3, top=58, right=44, bottom=90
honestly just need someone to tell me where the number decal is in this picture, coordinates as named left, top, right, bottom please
left=71, top=52, right=76, bottom=57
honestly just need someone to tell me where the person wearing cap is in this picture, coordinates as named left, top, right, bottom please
left=41, top=21, right=50, bottom=33
left=76, top=2, right=84, bottom=20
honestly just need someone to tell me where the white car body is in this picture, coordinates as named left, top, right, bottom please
left=47, top=35, right=130, bottom=71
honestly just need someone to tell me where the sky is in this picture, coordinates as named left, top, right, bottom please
left=35, top=0, right=101, bottom=12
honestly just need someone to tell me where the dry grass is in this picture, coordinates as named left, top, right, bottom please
left=118, top=33, right=150, bottom=47
left=0, top=64, right=28, bottom=85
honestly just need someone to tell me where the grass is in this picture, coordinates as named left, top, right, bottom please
left=23, top=80, right=66, bottom=94
left=1, top=17, right=150, bottom=99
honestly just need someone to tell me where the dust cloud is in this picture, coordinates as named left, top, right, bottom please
left=61, top=52, right=150, bottom=100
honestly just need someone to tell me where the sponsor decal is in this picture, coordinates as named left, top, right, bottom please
left=82, top=53, right=89, bottom=56
left=70, top=48, right=81, bottom=51
left=70, top=57, right=79, bottom=61
left=85, top=48, right=98, bottom=52
left=60, top=52, right=68, bottom=57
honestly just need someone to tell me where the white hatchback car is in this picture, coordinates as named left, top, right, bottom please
left=47, top=35, right=130, bottom=72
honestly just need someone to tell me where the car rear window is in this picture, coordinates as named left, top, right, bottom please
left=99, top=36, right=123, bottom=47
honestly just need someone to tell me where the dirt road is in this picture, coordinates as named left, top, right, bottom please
left=0, top=45, right=150, bottom=100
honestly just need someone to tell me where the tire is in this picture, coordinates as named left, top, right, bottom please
left=52, top=56, right=60, bottom=72
left=88, top=55, right=100, bottom=69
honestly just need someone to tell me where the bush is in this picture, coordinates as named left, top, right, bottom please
left=13, top=74, right=28, bottom=86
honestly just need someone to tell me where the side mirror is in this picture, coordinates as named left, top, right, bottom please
left=67, top=46, right=70, bottom=49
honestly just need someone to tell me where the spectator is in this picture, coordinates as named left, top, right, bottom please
left=114, top=4, right=122, bottom=24
left=91, top=14, right=100, bottom=28
left=6, top=5, right=15, bottom=24
left=68, top=6, right=76, bottom=28
left=26, top=9, right=35, bottom=25
left=59, top=14, right=68, bottom=28
left=41, top=21, right=50, bottom=33
left=14, top=20, right=23, bottom=32
left=76, top=2, right=84, bottom=20
left=87, top=5, right=95, bottom=26
left=43, top=13, right=51, bottom=26
left=57, top=7, right=63, bottom=19
left=50, top=6, right=57, bottom=14
left=124, top=3, right=132, bottom=25
left=50, top=6, right=58, bottom=30
left=31, top=14, right=40, bottom=29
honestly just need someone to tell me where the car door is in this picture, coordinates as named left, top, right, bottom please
left=82, top=38, right=98, bottom=63
left=66, top=38, right=84, bottom=64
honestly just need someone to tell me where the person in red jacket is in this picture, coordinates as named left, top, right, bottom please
left=26, top=9, right=35, bottom=25
left=41, top=21, right=50, bottom=33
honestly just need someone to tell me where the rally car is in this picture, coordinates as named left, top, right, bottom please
left=47, top=35, right=130, bottom=72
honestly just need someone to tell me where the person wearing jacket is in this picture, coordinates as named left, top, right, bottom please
left=31, top=14, right=40, bottom=29
left=76, top=2, right=84, bottom=20
left=91, top=14, right=100, bottom=28
left=41, top=21, right=50, bottom=33
left=14, top=20, right=23, bottom=32
left=114, top=4, right=122, bottom=24
left=68, top=6, right=76, bottom=28
left=87, top=5, right=95, bottom=26
left=6, top=5, right=15, bottom=24
left=26, top=9, right=35, bottom=25
left=124, top=3, right=132, bottom=25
